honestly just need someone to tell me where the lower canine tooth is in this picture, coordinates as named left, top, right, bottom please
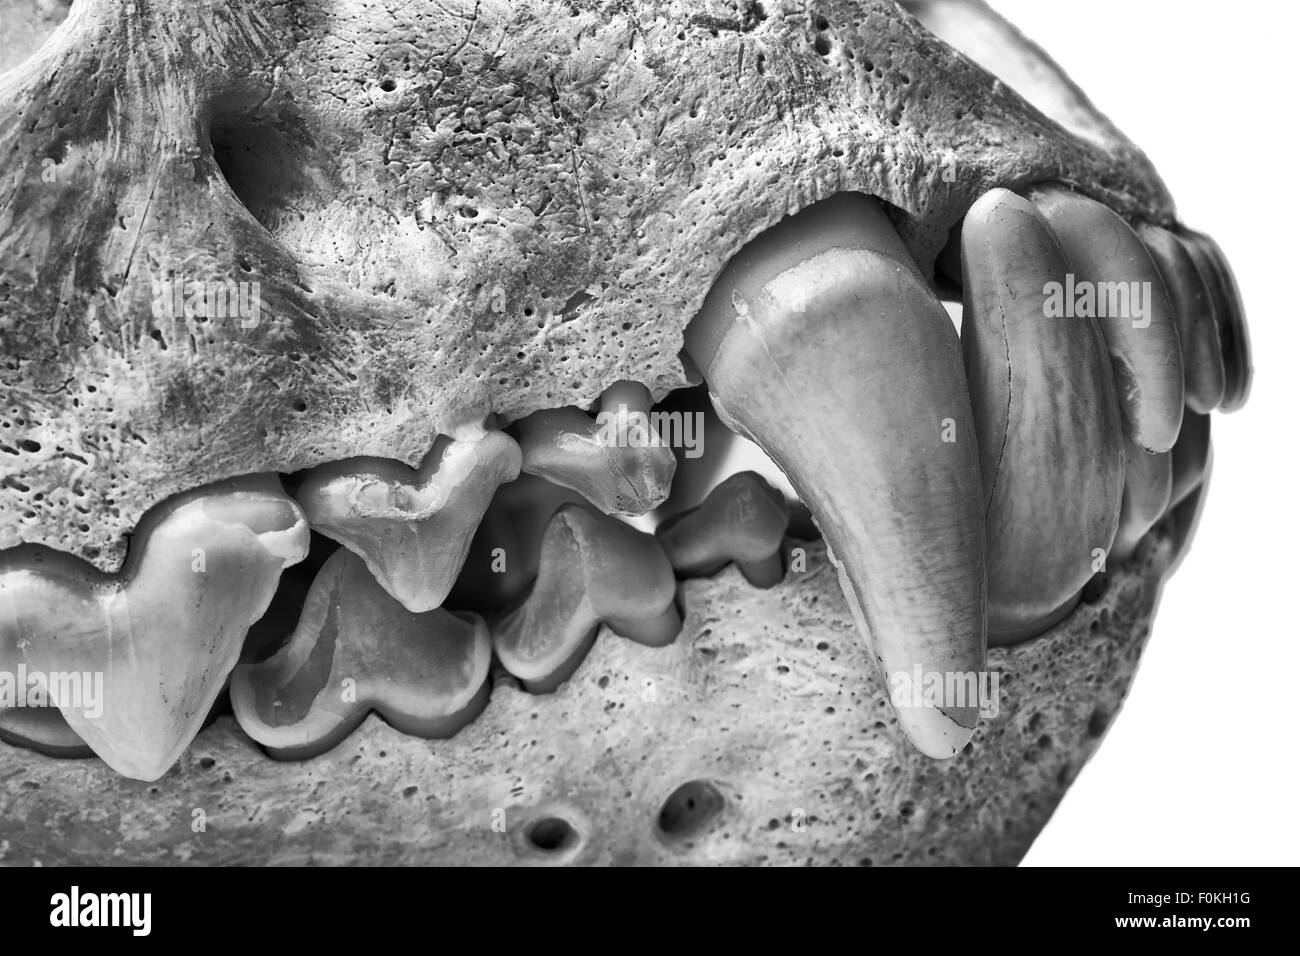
left=0, top=475, right=310, bottom=781
left=685, top=193, right=987, bottom=759
left=1171, top=410, right=1212, bottom=508
left=961, top=189, right=1125, bottom=643
left=294, top=430, right=521, bottom=613
left=230, top=548, right=491, bottom=759
left=492, top=504, right=681, bottom=693
left=1112, top=438, right=1173, bottom=563
left=1177, top=228, right=1253, bottom=412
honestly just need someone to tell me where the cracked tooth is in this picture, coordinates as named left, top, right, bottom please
left=684, top=193, right=986, bottom=758
left=655, top=471, right=789, bottom=587
left=492, top=504, right=681, bottom=693
left=1112, top=438, right=1173, bottom=563
left=230, top=548, right=491, bottom=759
left=0, top=476, right=310, bottom=780
left=516, top=381, right=677, bottom=516
left=1031, top=186, right=1185, bottom=452
left=962, top=189, right=1125, bottom=641
left=1177, top=228, right=1253, bottom=411
left=1171, top=410, right=1212, bottom=508
left=0, top=709, right=92, bottom=759
left=295, top=429, right=521, bottom=613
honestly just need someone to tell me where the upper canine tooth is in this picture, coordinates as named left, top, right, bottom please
left=492, top=504, right=681, bottom=693
left=655, top=471, right=789, bottom=588
left=1031, top=186, right=1185, bottom=453
left=0, top=476, right=310, bottom=781
left=516, top=381, right=678, bottom=516
left=684, top=193, right=987, bottom=759
left=1112, top=438, right=1173, bottom=563
left=294, top=430, right=521, bottom=613
left=1176, top=228, right=1252, bottom=412
left=961, top=189, right=1126, bottom=643
left=229, top=549, right=491, bottom=759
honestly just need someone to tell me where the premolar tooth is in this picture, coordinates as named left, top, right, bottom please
left=0, top=476, right=310, bottom=781
left=1031, top=186, right=1185, bottom=453
left=1112, top=438, right=1173, bottom=563
left=0, top=709, right=92, bottom=759
left=684, top=193, right=986, bottom=759
left=295, top=430, right=521, bottom=613
left=492, top=504, right=681, bottom=693
left=655, top=471, right=789, bottom=588
left=1177, top=228, right=1253, bottom=411
left=961, top=189, right=1125, bottom=643
left=230, top=548, right=491, bottom=759
left=517, top=381, right=677, bottom=516
left=1171, top=410, right=1212, bottom=508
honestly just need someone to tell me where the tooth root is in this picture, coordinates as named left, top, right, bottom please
left=961, top=189, right=1126, bottom=643
left=1177, top=229, right=1252, bottom=412
left=1171, top=410, right=1212, bottom=508
left=295, top=430, right=521, bottom=613
left=0, top=708, right=93, bottom=759
left=1112, top=438, right=1173, bottom=564
left=230, top=549, right=492, bottom=760
left=1138, top=224, right=1226, bottom=413
left=655, top=471, right=789, bottom=588
left=685, top=193, right=986, bottom=759
left=1031, top=186, right=1185, bottom=453
left=517, top=381, right=678, bottom=516
left=492, top=504, right=681, bottom=694
left=0, top=475, right=311, bottom=781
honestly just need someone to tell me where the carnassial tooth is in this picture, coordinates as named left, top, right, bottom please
left=961, top=189, right=1125, bottom=643
left=1177, top=228, right=1253, bottom=412
left=0, top=709, right=92, bottom=759
left=230, top=549, right=491, bottom=759
left=517, top=381, right=678, bottom=516
left=0, top=476, right=310, bottom=781
left=295, top=430, right=521, bottom=613
left=492, top=504, right=681, bottom=693
left=1112, top=438, right=1173, bottom=563
left=1138, top=224, right=1226, bottom=413
left=1171, top=411, right=1212, bottom=508
left=655, top=471, right=789, bottom=588
left=1031, top=186, right=1185, bottom=453
left=684, top=193, right=986, bottom=759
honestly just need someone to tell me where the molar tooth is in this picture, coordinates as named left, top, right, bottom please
left=1031, top=186, right=1185, bottom=453
left=492, top=504, right=681, bottom=694
left=517, top=381, right=677, bottom=516
left=0, top=476, right=310, bottom=781
left=1177, top=228, right=1253, bottom=411
left=684, top=193, right=986, bottom=758
left=1112, top=438, right=1173, bottom=563
left=655, top=471, right=789, bottom=588
left=294, top=430, right=521, bottom=613
left=961, top=189, right=1125, bottom=642
left=229, top=548, right=491, bottom=759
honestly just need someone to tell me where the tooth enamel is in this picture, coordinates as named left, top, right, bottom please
left=1176, top=229, right=1253, bottom=412
left=0, top=476, right=310, bottom=781
left=1030, top=186, right=1185, bottom=453
left=492, top=504, right=681, bottom=693
left=655, top=471, right=789, bottom=588
left=294, top=431, right=521, bottom=613
left=961, top=189, right=1125, bottom=642
left=517, top=381, right=678, bottom=516
left=1171, top=410, right=1212, bottom=508
left=684, top=193, right=986, bottom=759
left=1138, top=225, right=1226, bottom=414
left=0, top=709, right=92, bottom=759
left=1112, top=438, right=1173, bottom=563
left=230, top=548, right=491, bottom=759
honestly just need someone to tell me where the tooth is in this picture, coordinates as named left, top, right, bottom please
left=1031, top=186, right=1185, bottom=453
left=1137, top=224, right=1226, bottom=413
left=230, top=548, right=491, bottom=759
left=517, top=381, right=678, bottom=516
left=492, top=504, right=681, bottom=693
left=1177, top=228, right=1253, bottom=411
left=684, top=193, right=986, bottom=758
left=655, top=471, right=789, bottom=588
left=295, top=430, right=521, bottom=613
left=1171, top=410, right=1212, bottom=508
left=0, top=476, right=310, bottom=780
left=961, top=189, right=1126, bottom=643
left=0, top=709, right=92, bottom=759
left=1111, top=438, right=1173, bottom=563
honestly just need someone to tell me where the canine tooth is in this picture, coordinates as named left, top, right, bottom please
left=0, top=709, right=92, bottom=759
left=517, top=381, right=678, bottom=516
left=0, top=476, right=310, bottom=780
left=1177, top=228, right=1253, bottom=411
left=1031, top=186, right=1185, bottom=453
left=684, top=193, right=986, bottom=758
left=295, top=431, right=521, bottom=613
left=961, top=189, right=1125, bottom=643
left=655, top=471, right=789, bottom=588
left=230, top=549, right=491, bottom=759
left=1112, top=439, right=1173, bottom=563
left=1171, top=411, right=1212, bottom=508
left=1138, top=224, right=1226, bottom=413
left=492, top=504, right=681, bottom=693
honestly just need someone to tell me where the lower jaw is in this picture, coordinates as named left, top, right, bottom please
left=0, top=521, right=1179, bottom=866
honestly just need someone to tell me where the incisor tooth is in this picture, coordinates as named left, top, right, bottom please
left=230, top=548, right=491, bottom=759
left=295, top=430, right=521, bottom=613
left=1031, top=186, right=1185, bottom=453
left=1112, top=438, right=1173, bottom=563
left=1177, top=228, right=1253, bottom=412
left=0, top=476, right=310, bottom=781
left=685, top=193, right=986, bottom=759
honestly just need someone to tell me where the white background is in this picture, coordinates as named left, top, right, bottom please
left=981, top=0, right=1299, bottom=866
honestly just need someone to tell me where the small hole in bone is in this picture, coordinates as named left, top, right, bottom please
left=526, top=817, right=578, bottom=852
left=658, top=780, right=725, bottom=840
left=813, top=36, right=832, bottom=57
left=379, top=77, right=397, bottom=92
